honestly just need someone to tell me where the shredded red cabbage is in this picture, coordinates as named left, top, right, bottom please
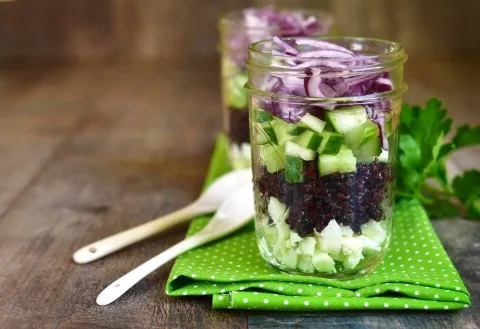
left=226, top=6, right=332, bottom=66
left=262, top=36, right=394, bottom=150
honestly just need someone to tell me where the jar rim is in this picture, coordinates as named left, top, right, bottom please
left=218, top=8, right=334, bottom=36
left=247, top=36, right=406, bottom=71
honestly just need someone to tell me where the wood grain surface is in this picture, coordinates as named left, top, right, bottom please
left=0, top=0, right=478, bottom=61
left=0, top=58, right=478, bottom=329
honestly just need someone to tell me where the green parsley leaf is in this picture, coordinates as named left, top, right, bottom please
left=399, top=134, right=421, bottom=171
left=452, top=170, right=480, bottom=220
left=452, top=125, right=480, bottom=149
left=424, top=199, right=460, bottom=218
left=468, top=198, right=480, bottom=220
left=397, top=98, right=480, bottom=220
left=438, top=125, right=480, bottom=159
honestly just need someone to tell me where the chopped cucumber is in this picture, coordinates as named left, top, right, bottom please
left=340, top=225, right=354, bottom=237
left=255, top=109, right=273, bottom=123
left=254, top=122, right=277, bottom=145
left=317, top=131, right=344, bottom=155
left=359, top=235, right=381, bottom=254
left=275, top=221, right=291, bottom=249
left=297, top=255, right=315, bottom=273
left=331, top=251, right=345, bottom=262
left=312, top=252, right=336, bottom=273
left=268, top=197, right=289, bottom=225
left=353, top=135, right=382, bottom=163
left=299, top=113, right=327, bottom=134
left=341, top=237, right=363, bottom=256
left=290, top=232, right=303, bottom=245
left=260, top=144, right=284, bottom=173
left=285, top=231, right=303, bottom=248
left=294, top=130, right=323, bottom=151
left=343, top=252, right=364, bottom=270
left=361, top=220, right=386, bottom=244
left=289, top=127, right=308, bottom=136
left=344, top=121, right=379, bottom=150
left=278, top=248, right=299, bottom=269
left=319, top=220, right=342, bottom=258
left=272, top=117, right=296, bottom=146
left=285, top=141, right=316, bottom=161
left=318, top=146, right=357, bottom=176
left=297, top=237, right=316, bottom=256
left=226, top=73, right=248, bottom=109
left=325, top=105, right=367, bottom=134
left=262, top=223, right=277, bottom=243
left=285, top=155, right=304, bottom=183
left=268, top=197, right=291, bottom=248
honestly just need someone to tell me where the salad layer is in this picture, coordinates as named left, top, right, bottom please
left=249, top=36, right=401, bottom=274
left=260, top=196, right=387, bottom=274
left=253, top=105, right=395, bottom=233
left=253, top=105, right=394, bottom=273
left=257, top=159, right=393, bottom=237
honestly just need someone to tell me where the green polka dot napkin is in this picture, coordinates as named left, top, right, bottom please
left=165, top=134, right=471, bottom=311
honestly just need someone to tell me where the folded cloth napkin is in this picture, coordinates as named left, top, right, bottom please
left=165, top=134, right=471, bottom=311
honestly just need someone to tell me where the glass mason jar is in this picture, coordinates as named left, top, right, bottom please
left=218, top=8, right=334, bottom=169
left=246, top=36, right=407, bottom=278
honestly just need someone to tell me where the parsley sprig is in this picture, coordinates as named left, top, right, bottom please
left=397, top=98, right=480, bottom=219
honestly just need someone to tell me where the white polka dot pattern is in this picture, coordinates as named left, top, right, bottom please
left=165, top=137, right=470, bottom=311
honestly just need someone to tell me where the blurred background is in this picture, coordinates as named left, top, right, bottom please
left=0, top=0, right=477, bottom=61
left=0, top=0, right=477, bottom=189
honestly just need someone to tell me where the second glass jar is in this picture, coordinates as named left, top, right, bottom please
left=246, top=36, right=407, bottom=278
left=218, top=7, right=334, bottom=169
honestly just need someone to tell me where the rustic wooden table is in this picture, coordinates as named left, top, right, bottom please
left=0, top=59, right=478, bottom=329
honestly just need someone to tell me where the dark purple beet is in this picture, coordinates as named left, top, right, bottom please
left=255, top=160, right=393, bottom=237
left=228, top=107, right=250, bottom=145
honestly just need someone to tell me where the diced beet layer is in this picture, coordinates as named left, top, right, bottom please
left=255, top=160, right=394, bottom=237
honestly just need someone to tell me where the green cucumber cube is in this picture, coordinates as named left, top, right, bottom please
left=295, top=130, right=323, bottom=151
left=272, top=117, right=296, bottom=146
left=259, top=144, right=285, bottom=173
left=288, top=127, right=308, bottom=136
left=254, top=122, right=277, bottom=145
left=344, top=121, right=379, bottom=150
left=255, top=109, right=273, bottom=123
left=324, top=105, right=367, bottom=134
left=318, top=146, right=357, bottom=176
left=317, top=131, right=344, bottom=155
left=300, top=113, right=327, bottom=134
left=285, top=155, right=304, bottom=183
left=285, top=141, right=316, bottom=161
left=353, top=137, right=381, bottom=163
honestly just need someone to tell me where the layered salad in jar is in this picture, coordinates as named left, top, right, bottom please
left=219, top=6, right=334, bottom=168
left=247, top=37, right=407, bottom=277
